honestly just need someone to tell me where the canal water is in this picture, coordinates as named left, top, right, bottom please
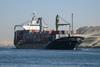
left=0, top=47, right=100, bottom=67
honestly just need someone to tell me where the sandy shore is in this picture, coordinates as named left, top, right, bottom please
left=0, top=40, right=14, bottom=48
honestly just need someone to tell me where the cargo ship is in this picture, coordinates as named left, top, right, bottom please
left=14, top=14, right=84, bottom=50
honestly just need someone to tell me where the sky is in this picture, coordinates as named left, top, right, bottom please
left=0, top=0, right=100, bottom=41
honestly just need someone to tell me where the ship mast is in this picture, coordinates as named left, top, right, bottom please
left=55, top=14, right=71, bottom=37
left=38, top=17, right=42, bottom=32
left=31, top=13, right=35, bottom=23
left=55, top=14, right=59, bottom=31
left=71, top=13, right=74, bottom=35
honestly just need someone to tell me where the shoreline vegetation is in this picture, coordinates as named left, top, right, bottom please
left=0, top=40, right=14, bottom=48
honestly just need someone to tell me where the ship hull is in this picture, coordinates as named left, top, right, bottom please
left=14, top=42, right=76, bottom=50
left=14, top=32, right=83, bottom=50
left=14, top=30, right=84, bottom=50
left=14, top=38, right=82, bottom=50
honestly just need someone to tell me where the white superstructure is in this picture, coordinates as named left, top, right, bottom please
left=22, top=17, right=40, bottom=31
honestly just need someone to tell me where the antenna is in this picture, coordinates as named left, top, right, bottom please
left=32, top=12, right=35, bottom=19
left=31, top=12, right=36, bottom=23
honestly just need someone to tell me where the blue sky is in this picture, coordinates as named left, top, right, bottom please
left=0, top=0, right=100, bottom=40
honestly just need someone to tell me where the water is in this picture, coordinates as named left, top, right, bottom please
left=0, top=47, right=100, bottom=67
